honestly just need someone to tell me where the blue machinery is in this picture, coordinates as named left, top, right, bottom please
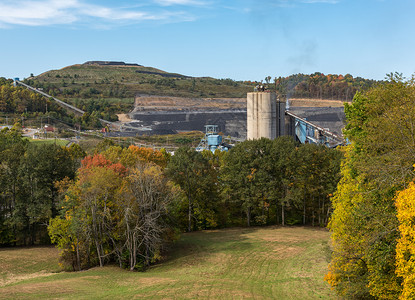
left=196, top=125, right=230, bottom=152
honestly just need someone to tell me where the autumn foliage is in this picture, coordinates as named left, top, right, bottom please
left=326, top=74, right=415, bottom=299
left=395, top=181, right=415, bottom=300
left=48, top=146, right=174, bottom=271
left=80, top=153, right=127, bottom=177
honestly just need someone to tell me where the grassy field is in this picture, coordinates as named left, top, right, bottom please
left=28, top=138, right=70, bottom=147
left=0, top=226, right=335, bottom=299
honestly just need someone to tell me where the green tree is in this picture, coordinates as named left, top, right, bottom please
left=221, top=138, right=274, bottom=226
left=267, top=137, right=297, bottom=226
left=14, top=143, right=76, bottom=245
left=0, top=126, right=28, bottom=245
left=166, top=147, right=213, bottom=231
left=0, top=125, right=76, bottom=246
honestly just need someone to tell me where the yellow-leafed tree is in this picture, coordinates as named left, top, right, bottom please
left=395, top=181, right=415, bottom=299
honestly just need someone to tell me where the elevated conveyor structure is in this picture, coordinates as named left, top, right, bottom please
left=13, top=79, right=139, bottom=131
left=285, top=111, right=344, bottom=147
left=246, top=91, right=344, bottom=147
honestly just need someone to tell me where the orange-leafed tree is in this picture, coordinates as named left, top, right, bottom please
left=98, top=145, right=168, bottom=168
left=80, top=153, right=127, bottom=177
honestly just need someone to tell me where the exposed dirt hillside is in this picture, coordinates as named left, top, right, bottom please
left=131, top=95, right=345, bottom=112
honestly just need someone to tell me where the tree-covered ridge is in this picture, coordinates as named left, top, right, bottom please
left=272, top=72, right=378, bottom=101
left=326, top=74, right=415, bottom=299
left=25, top=64, right=254, bottom=100
left=24, top=64, right=378, bottom=104
left=0, top=78, right=116, bottom=128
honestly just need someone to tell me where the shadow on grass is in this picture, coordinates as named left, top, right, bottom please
left=158, top=225, right=330, bottom=270
left=157, top=227, right=256, bottom=269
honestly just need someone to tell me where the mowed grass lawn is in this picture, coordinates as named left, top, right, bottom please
left=0, top=226, right=335, bottom=299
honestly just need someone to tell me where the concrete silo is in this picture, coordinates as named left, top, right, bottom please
left=247, top=92, right=285, bottom=140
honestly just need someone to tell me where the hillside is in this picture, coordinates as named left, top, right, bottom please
left=4, top=63, right=378, bottom=128
left=25, top=62, right=378, bottom=105
left=28, top=62, right=253, bottom=100
left=0, top=226, right=334, bottom=299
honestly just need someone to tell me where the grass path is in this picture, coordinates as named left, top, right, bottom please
left=0, top=226, right=334, bottom=299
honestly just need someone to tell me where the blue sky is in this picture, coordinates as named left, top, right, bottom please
left=1, top=0, right=414, bottom=81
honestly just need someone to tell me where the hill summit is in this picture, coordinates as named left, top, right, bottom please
left=83, top=61, right=141, bottom=67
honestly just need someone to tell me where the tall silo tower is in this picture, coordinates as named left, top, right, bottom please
left=247, top=91, right=285, bottom=140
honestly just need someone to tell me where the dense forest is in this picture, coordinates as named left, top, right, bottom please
left=325, top=73, right=415, bottom=299
left=0, top=126, right=85, bottom=245
left=0, top=126, right=342, bottom=271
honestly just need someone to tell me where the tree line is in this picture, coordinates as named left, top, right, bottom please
left=168, top=138, right=343, bottom=231
left=0, top=125, right=84, bottom=245
left=325, top=73, right=415, bottom=299
left=0, top=126, right=342, bottom=272
left=270, top=72, right=378, bottom=101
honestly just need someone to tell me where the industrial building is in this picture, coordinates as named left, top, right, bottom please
left=247, top=91, right=344, bottom=147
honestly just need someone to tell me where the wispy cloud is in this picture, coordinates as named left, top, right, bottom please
left=259, top=0, right=340, bottom=7
left=230, top=0, right=339, bottom=13
left=0, top=0, right=197, bottom=27
left=153, top=0, right=207, bottom=6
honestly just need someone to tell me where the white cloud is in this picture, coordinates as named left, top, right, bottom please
left=0, top=0, right=195, bottom=27
left=0, top=0, right=78, bottom=26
